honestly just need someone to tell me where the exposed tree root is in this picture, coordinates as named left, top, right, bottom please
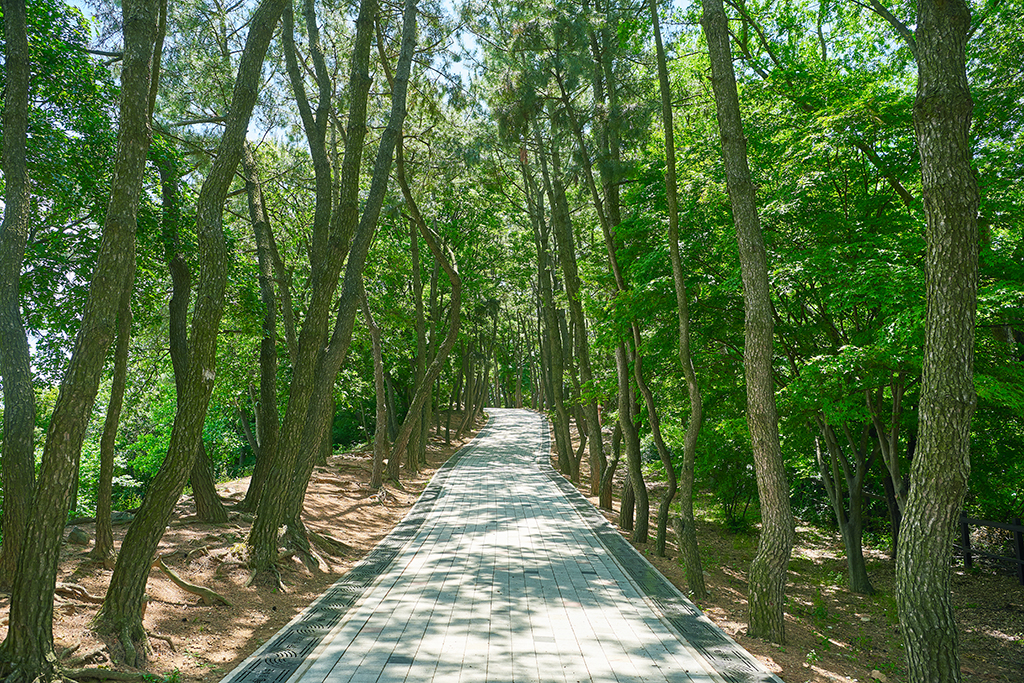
left=153, top=557, right=230, bottom=606
left=66, top=668, right=148, bottom=681
left=56, top=583, right=105, bottom=604
left=147, top=634, right=175, bottom=652
left=63, top=645, right=107, bottom=669
left=370, top=486, right=397, bottom=504
left=246, top=564, right=284, bottom=591
left=308, top=530, right=353, bottom=557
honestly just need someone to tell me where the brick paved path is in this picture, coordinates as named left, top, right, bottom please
left=221, top=408, right=780, bottom=683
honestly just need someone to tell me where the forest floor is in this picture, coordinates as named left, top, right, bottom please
left=2, top=409, right=1021, bottom=683
left=0, top=412, right=485, bottom=683
left=564, top=423, right=1024, bottom=683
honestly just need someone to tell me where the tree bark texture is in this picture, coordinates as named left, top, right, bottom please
left=650, top=0, right=707, bottom=599
left=701, top=0, right=795, bottom=644
left=240, top=142, right=282, bottom=511
left=615, top=344, right=648, bottom=543
left=0, top=0, right=37, bottom=591
left=91, top=291, right=132, bottom=566
left=896, top=3, right=979, bottom=682
left=249, top=0, right=418, bottom=581
left=1, top=0, right=160, bottom=676
left=94, top=0, right=286, bottom=661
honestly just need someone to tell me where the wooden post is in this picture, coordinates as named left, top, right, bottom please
left=1014, top=517, right=1023, bottom=586
left=960, top=516, right=973, bottom=569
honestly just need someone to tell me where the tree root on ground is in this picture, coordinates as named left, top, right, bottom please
left=66, top=668, right=148, bottom=681
left=147, top=634, right=175, bottom=652
left=308, top=530, right=353, bottom=557
left=63, top=645, right=107, bottom=668
left=370, top=486, right=397, bottom=504
left=153, top=557, right=231, bottom=606
left=56, top=583, right=105, bottom=604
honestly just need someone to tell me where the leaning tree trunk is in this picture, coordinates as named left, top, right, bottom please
left=91, top=289, right=132, bottom=567
left=0, top=0, right=37, bottom=591
left=1, top=0, right=161, bottom=677
left=157, top=144, right=228, bottom=524
left=239, top=141, right=282, bottom=512
left=701, top=0, right=795, bottom=644
left=895, top=3, right=979, bottom=682
left=93, top=0, right=285, bottom=663
left=248, top=0, right=419, bottom=584
left=615, top=344, right=648, bottom=543
left=650, top=0, right=707, bottom=600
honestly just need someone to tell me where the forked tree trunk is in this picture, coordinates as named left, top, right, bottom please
left=362, top=284, right=389, bottom=489
left=248, top=0, right=419, bottom=584
left=157, top=143, right=228, bottom=524
left=94, top=0, right=285, bottom=661
left=895, top=2, right=979, bottom=681
left=2, top=0, right=161, bottom=676
left=0, top=0, right=37, bottom=591
left=701, top=0, right=795, bottom=643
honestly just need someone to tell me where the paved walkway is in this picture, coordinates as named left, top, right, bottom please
left=221, top=409, right=781, bottom=683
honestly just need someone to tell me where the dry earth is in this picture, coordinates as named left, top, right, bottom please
left=0, top=414, right=484, bottom=683
left=3, top=409, right=1021, bottom=683
left=561, top=420, right=1024, bottom=683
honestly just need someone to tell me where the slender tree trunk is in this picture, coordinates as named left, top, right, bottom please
left=543, top=136, right=605, bottom=495
left=362, top=283, right=389, bottom=489
left=896, top=3, right=979, bottom=681
left=91, top=290, right=132, bottom=566
left=2, top=0, right=162, bottom=675
left=650, top=0, right=707, bottom=599
left=94, top=0, right=284, bottom=661
left=631, top=324, right=675, bottom=557
left=701, top=0, right=795, bottom=643
left=240, top=142, right=282, bottom=511
left=248, top=0, right=419, bottom=584
left=616, top=344, right=648, bottom=543
left=0, top=0, right=37, bottom=592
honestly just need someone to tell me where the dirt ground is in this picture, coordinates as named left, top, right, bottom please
left=2, top=409, right=1021, bottom=683
left=561, top=421, right=1024, bottom=683
left=0, top=414, right=485, bottom=683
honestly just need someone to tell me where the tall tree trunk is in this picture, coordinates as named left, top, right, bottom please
left=543, top=135, right=605, bottom=495
left=895, top=2, right=979, bottom=682
left=2, top=0, right=162, bottom=676
left=616, top=344, right=648, bottom=543
left=240, top=142, right=282, bottom=512
left=91, top=290, right=132, bottom=567
left=650, top=0, right=707, bottom=599
left=701, top=0, right=795, bottom=643
left=0, top=0, right=37, bottom=591
left=93, top=0, right=284, bottom=662
left=248, top=0, right=419, bottom=584
left=362, top=283, right=390, bottom=489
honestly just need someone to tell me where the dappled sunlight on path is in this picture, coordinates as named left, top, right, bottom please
left=220, top=409, right=779, bottom=683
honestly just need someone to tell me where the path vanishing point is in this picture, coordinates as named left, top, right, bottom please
left=220, top=408, right=782, bottom=683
